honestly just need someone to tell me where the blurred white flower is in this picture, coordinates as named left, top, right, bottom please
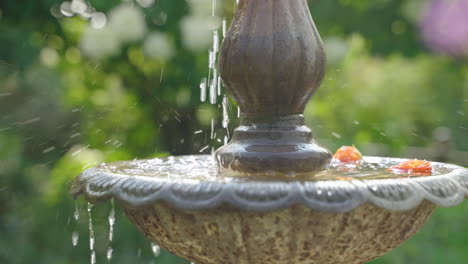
left=71, top=0, right=88, bottom=14
left=143, top=32, right=174, bottom=60
left=108, top=4, right=147, bottom=44
left=79, top=27, right=121, bottom=59
left=91, top=12, right=107, bottom=29
left=40, top=47, right=59, bottom=67
left=136, top=0, right=155, bottom=8
left=180, top=15, right=221, bottom=52
left=60, top=1, right=74, bottom=17
left=188, top=0, right=221, bottom=17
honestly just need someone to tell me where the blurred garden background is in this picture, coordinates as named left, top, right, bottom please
left=0, top=0, right=467, bottom=263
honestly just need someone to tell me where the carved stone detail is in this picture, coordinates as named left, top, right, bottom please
left=71, top=156, right=468, bottom=212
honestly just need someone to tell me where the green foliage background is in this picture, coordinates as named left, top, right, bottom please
left=0, top=0, right=466, bottom=263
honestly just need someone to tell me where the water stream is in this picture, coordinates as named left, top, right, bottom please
left=88, top=202, right=96, bottom=264
left=107, top=199, right=115, bottom=261
left=72, top=200, right=79, bottom=247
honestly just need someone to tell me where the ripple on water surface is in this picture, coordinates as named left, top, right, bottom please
left=95, top=155, right=453, bottom=182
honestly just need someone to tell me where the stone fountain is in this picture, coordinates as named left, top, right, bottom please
left=70, top=0, right=468, bottom=263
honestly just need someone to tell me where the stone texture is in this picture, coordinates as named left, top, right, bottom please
left=123, top=201, right=435, bottom=264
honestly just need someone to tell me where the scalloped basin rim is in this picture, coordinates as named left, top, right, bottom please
left=70, top=156, right=468, bottom=213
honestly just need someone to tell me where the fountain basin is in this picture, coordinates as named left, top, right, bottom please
left=70, top=156, right=468, bottom=264
left=124, top=201, right=434, bottom=264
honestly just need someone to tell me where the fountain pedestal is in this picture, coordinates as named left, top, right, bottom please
left=70, top=0, right=468, bottom=263
left=215, top=0, right=331, bottom=175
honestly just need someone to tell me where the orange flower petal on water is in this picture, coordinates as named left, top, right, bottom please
left=333, top=146, right=363, bottom=163
left=391, top=159, right=432, bottom=174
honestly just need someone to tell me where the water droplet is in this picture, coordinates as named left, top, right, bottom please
left=107, top=246, right=113, bottom=261
left=210, top=70, right=218, bottom=104
left=213, top=30, right=219, bottom=53
left=199, top=145, right=209, bottom=153
left=217, top=76, right=222, bottom=96
left=72, top=231, right=79, bottom=246
left=74, top=201, right=80, bottom=220
left=208, top=50, right=215, bottom=69
left=88, top=203, right=95, bottom=251
left=108, top=200, right=115, bottom=242
left=331, top=132, right=342, bottom=139
left=91, top=250, right=96, bottom=264
left=222, top=96, right=230, bottom=128
left=151, top=242, right=160, bottom=257
left=210, top=118, right=215, bottom=139
left=200, top=78, right=207, bottom=102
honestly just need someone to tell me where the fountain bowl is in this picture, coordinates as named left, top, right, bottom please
left=70, top=155, right=468, bottom=264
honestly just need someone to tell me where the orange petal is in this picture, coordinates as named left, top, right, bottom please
left=333, top=146, right=363, bottom=163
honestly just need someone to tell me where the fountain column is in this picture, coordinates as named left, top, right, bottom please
left=215, top=0, right=332, bottom=174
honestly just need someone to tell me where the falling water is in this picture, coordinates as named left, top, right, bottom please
left=106, top=247, right=113, bottom=261
left=222, top=96, right=230, bottom=128
left=72, top=231, right=79, bottom=246
left=222, top=18, right=227, bottom=37
left=107, top=199, right=115, bottom=261
left=213, top=30, right=219, bottom=53
left=72, top=200, right=79, bottom=246
left=74, top=200, right=80, bottom=220
left=210, top=118, right=215, bottom=139
left=88, top=202, right=96, bottom=264
left=210, top=70, right=218, bottom=104
left=200, top=78, right=207, bottom=102
left=151, top=242, right=161, bottom=257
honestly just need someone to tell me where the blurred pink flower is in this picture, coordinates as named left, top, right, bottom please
left=420, top=0, right=468, bottom=57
